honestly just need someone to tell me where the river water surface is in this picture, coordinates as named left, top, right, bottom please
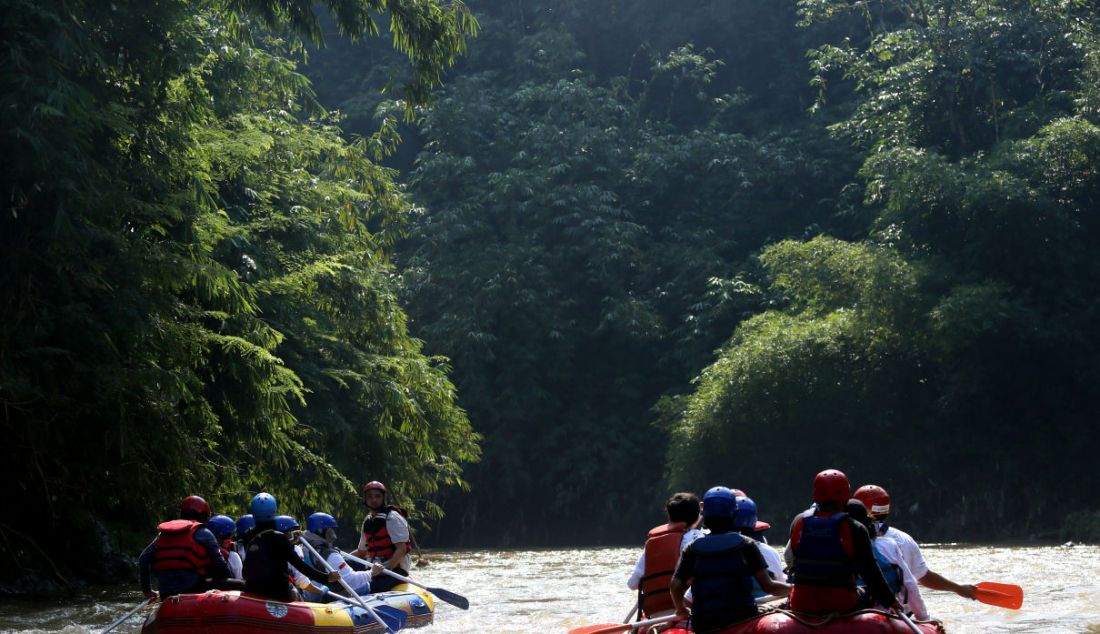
left=2, top=544, right=1097, bottom=633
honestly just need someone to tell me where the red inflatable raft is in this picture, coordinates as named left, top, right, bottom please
left=141, top=586, right=434, bottom=633
left=662, top=608, right=945, bottom=634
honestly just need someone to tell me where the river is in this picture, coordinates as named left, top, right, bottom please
left=1, top=544, right=1097, bottom=633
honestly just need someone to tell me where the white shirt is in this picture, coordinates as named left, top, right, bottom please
left=326, top=550, right=373, bottom=593
left=627, top=527, right=705, bottom=590
left=758, top=541, right=787, bottom=583
left=226, top=550, right=243, bottom=580
left=873, top=536, right=929, bottom=620
left=882, top=526, right=929, bottom=580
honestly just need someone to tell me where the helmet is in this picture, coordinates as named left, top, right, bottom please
left=274, top=515, right=300, bottom=533
left=362, top=481, right=387, bottom=495
left=307, top=512, right=338, bottom=535
left=250, top=492, right=278, bottom=522
left=702, top=486, right=737, bottom=519
left=208, top=515, right=236, bottom=540
left=236, top=514, right=256, bottom=536
left=854, top=484, right=891, bottom=516
left=812, top=469, right=850, bottom=505
left=180, top=495, right=211, bottom=518
left=732, top=489, right=747, bottom=498
left=733, top=496, right=758, bottom=531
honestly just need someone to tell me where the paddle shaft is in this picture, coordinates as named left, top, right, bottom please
left=298, top=536, right=396, bottom=634
left=623, top=603, right=637, bottom=623
left=894, top=608, right=923, bottom=634
left=101, top=596, right=155, bottom=634
left=340, top=549, right=469, bottom=609
left=574, top=613, right=679, bottom=634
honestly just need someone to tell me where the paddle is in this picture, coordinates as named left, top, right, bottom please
left=328, top=589, right=408, bottom=632
left=100, top=596, right=156, bottom=634
left=974, top=581, right=1024, bottom=609
left=340, top=550, right=470, bottom=610
left=298, top=536, right=398, bottom=633
left=567, top=613, right=678, bottom=634
left=893, top=607, right=923, bottom=634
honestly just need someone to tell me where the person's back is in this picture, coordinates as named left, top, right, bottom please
left=788, top=470, right=898, bottom=615
left=242, top=494, right=338, bottom=602
left=629, top=491, right=703, bottom=618
left=138, top=495, right=233, bottom=600
left=671, top=487, right=789, bottom=632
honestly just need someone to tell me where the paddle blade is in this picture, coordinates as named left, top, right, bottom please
left=372, top=604, right=409, bottom=631
left=426, top=585, right=469, bottom=610
left=975, top=581, right=1023, bottom=609
left=567, top=623, right=633, bottom=634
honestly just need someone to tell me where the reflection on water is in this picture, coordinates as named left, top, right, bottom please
left=1, top=544, right=1097, bottom=633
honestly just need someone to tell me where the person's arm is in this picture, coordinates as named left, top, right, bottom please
left=918, top=569, right=976, bottom=599
left=381, top=543, right=409, bottom=572
left=195, top=528, right=231, bottom=580
left=138, top=539, right=158, bottom=598
left=754, top=569, right=791, bottom=597
left=627, top=552, right=645, bottom=590
left=670, top=547, right=695, bottom=619
left=850, top=521, right=900, bottom=610
left=744, top=542, right=790, bottom=597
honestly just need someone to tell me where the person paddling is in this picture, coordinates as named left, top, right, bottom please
left=207, top=514, right=243, bottom=580
left=299, top=512, right=382, bottom=601
left=733, top=495, right=787, bottom=597
left=671, top=487, right=790, bottom=632
left=846, top=499, right=930, bottom=620
left=626, top=492, right=704, bottom=621
left=351, top=481, right=413, bottom=593
left=138, top=495, right=242, bottom=600
left=854, top=484, right=977, bottom=601
left=242, top=493, right=339, bottom=602
left=785, top=470, right=900, bottom=615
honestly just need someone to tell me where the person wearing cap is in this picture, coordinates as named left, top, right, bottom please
left=854, top=484, right=977, bottom=601
left=351, top=480, right=412, bottom=592
left=846, top=499, right=930, bottom=620
left=627, top=492, right=705, bottom=619
left=671, top=487, right=790, bottom=633
left=733, top=495, right=786, bottom=596
left=786, top=469, right=900, bottom=615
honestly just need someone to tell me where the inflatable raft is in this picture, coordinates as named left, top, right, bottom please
left=662, top=608, right=945, bottom=634
left=141, top=586, right=434, bottom=633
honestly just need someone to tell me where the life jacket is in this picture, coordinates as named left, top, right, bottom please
left=362, top=506, right=406, bottom=563
left=151, top=520, right=210, bottom=574
left=302, top=533, right=338, bottom=570
left=638, top=521, right=687, bottom=617
left=789, top=510, right=857, bottom=613
left=688, top=532, right=757, bottom=633
left=856, top=541, right=904, bottom=598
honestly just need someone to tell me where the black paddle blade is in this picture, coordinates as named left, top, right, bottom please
left=427, top=586, right=469, bottom=610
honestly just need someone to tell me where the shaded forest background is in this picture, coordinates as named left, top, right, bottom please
left=5, top=0, right=1100, bottom=590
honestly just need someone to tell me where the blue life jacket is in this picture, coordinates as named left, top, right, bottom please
left=856, top=540, right=904, bottom=597
left=688, top=532, right=758, bottom=633
left=791, top=511, right=856, bottom=589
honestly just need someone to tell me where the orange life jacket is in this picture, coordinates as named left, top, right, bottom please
left=639, top=521, right=687, bottom=617
left=151, top=519, right=210, bottom=574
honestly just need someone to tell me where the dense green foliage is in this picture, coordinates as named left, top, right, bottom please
left=1, top=0, right=478, bottom=587
left=307, top=0, right=1100, bottom=545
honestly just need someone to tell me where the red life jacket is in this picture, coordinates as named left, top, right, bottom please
left=362, top=506, right=406, bottom=563
left=638, top=521, right=688, bottom=617
left=151, top=520, right=210, bottom=574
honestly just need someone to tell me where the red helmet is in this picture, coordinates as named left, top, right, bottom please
left=180, top=495, right=211, bottom=518
left=362, top=481, right=387, bottom=495
left=731, top=489, right=747, bottom=498
left=854, top=485, right=891, bottom=516
left=812, top=469, right=850, bottom=505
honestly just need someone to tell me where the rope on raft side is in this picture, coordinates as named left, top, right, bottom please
left=726, top=607, right=946, bottom=631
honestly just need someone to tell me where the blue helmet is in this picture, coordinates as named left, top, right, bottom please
left=250, top=492, right=278, bottom=522
left=703, top=486, right=737, bottom=519
left=208, top=514, right=236, bottom=540
left=307, top=512, right=338, bottom=535
left=236, top=514, right=256, bottom=536
left=274, top=515, right=300, bottom=533
left=733, top=495, right=758, bottom=530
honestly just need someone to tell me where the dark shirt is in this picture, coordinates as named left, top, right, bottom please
left=138, top=525, right=231, bottom=596
left=673, top=533, right=767, bottom=582
left=243, top=526, right=330, bottom=601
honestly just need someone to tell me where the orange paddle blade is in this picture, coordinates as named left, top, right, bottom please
left=975, top=581, right=1023, bottom=609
